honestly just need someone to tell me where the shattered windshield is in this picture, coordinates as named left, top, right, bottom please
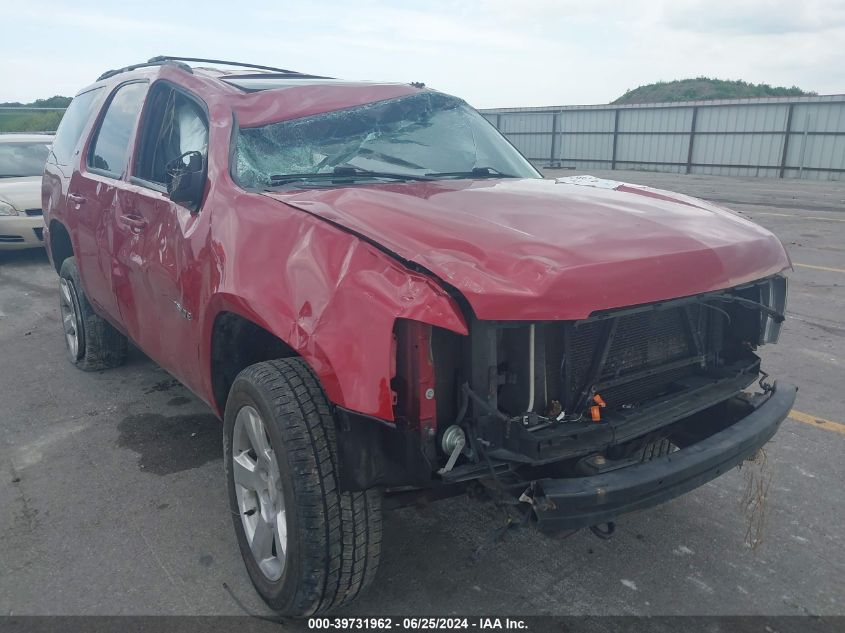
left=234, top=92, right=539, bottom=188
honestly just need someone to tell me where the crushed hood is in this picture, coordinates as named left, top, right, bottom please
left=263, top=176, right=791, bottom=320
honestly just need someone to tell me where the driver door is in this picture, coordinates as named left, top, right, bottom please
left=113, top=82, right=210, bottom=389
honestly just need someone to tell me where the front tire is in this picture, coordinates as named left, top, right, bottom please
left=224, top=358, right=382, bottom=616
left=59, top=257, right=128, bottom=371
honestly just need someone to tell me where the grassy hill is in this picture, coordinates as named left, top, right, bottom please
left=613, top=78, right=814, bottom=105
left=0, top=96, right=70, bottom=133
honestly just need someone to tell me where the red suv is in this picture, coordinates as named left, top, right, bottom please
left=43, top=56, right=794, bottom=616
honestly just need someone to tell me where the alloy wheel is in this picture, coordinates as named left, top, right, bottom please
left=59, top=278, right=80, bottom=359
left=232, top=405, right=288, bottom=581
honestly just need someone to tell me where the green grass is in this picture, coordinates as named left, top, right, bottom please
left=613, top=78, right=814, bottom=105
left=0, top=96, right=70, bottom=133
left=0, top=110, right=65, bottom=133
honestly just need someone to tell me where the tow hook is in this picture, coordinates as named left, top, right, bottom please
left=589, top=522, right=616, bottom=540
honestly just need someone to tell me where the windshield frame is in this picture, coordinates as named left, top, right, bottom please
left=230, top=92, right=541, bottom=190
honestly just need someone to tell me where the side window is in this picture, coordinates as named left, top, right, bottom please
left=51, top=87, right=104, bottom=165
left=134, top=84, right=208, bottom=187
left=88, top=82, right=147, bottom=178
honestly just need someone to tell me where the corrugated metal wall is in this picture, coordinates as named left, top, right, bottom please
left=481, top=95, right=845, bottom=181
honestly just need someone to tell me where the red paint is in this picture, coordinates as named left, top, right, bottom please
left=235, top=83, right=420, bottom=127
left=267, top=177, right=791, bottom=321
left=392, top=320, right=438, bottom=439
left=66, top=169, right=126, bottom=323
left=43, top=64, right=791, bottom=423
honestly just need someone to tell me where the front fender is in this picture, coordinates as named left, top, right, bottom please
left=202, top=213, right=467, bottom=421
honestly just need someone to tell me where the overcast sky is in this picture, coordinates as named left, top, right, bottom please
left=2, top=0, right=844, bottom=108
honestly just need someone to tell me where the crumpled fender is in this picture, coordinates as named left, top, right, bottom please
left=201, top=193, right=467, bottom=420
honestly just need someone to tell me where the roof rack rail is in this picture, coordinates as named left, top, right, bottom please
left=221, top=72, right=331, bottom=81
left=97, top=60, right=193, bottom=82
left=147, top=56, right=306, bottom=76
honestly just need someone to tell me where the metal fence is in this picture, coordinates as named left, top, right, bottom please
left=480, top=95, right=845, bottom=181
left=4, top=99, right=845, bottom=180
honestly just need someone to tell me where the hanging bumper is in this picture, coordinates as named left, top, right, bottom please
left=529, top=383, right=797, bottom=532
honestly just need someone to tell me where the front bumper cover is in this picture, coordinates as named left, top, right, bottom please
left=0, top=214, right=44, bottom=249
left=530, top=382, right=796, bottom=532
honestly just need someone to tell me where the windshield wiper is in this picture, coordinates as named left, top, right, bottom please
left=269, top=166, right=433, bottom=185
left=425, top=166, right=517, bottom=178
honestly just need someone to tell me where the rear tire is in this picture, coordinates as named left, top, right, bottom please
left=224, top=358, right=382, bottom=616
left=59, top=257, right=128, bottom=371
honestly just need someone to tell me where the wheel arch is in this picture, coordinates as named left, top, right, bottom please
left=204, top=293, right=347, bottom=416
left=208, top=308, right=303, bottom=416
left=48, top=219, right=74, bottom=275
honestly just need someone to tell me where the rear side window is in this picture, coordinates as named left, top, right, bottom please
left=88, top=82, right=147, bottom=178
left=51, top=87, right=104, bottom=165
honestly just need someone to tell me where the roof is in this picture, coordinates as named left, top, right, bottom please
left=82, top=56, right=427, bottom=128
left=0, top=133, right=54, bottom=143
left=95, top=56, right=363, bottom=92
left=215, top=75, right=407, bottom=93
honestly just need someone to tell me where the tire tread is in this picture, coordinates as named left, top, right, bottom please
left=59, top=257, right=127, bottom=371
left=234, top=358, right=381, bottom=615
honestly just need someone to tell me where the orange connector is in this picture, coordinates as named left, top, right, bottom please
left=589, top=393, right=606, bottom=422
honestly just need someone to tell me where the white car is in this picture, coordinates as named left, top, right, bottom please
left=0, top=134, right=53, bottom=250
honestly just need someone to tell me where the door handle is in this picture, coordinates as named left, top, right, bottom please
left=119, top=214, right=148, bottom=233
left=67, top=193, right=86, bottom=205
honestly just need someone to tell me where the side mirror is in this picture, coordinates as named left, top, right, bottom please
left=165, top=150, right=205, bottom=207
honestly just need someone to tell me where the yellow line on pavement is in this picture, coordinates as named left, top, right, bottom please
left=756, top=212, right=845, bottom=223
left=788, top=410, right=845, bottom=436
left=806, top=216, right=845, bottom=223
left=794, top=262, right=845, bottom=274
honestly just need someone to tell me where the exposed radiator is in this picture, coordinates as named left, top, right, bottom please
left=567, top=305, right=712, bottom=410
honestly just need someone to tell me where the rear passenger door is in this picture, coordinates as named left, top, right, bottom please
left=68, top=81, right=148, bottom=324
left=43, top=85, right=104, bottom=233
left=115, top=82, right=210, bottom=389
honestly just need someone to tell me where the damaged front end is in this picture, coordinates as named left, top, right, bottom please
left=345, top=274, right=794, bottom=531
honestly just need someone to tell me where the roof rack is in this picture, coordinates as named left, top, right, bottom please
left=97, top=60, right=193, bottom=81
left=96, top=56, right=318, bottom=83
left=147, top=56, right=308, bottom=76
left=221, top=72, right=332, bottom=81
